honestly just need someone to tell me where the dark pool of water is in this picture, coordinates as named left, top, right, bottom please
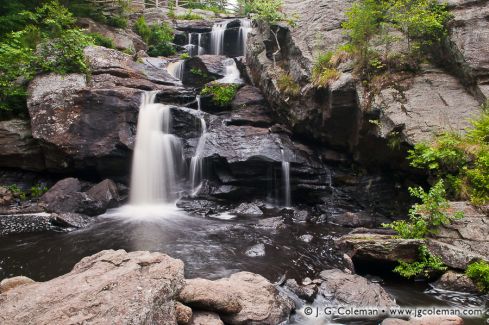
left=0, top=207, right=486, bottom=324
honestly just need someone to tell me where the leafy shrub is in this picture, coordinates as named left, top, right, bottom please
left=394, top=245, right=446, bottom=279
left=0, top=1, right=93, bottom=118
left=180, top=52, right=191, bottom=60
left=201, top=83, right=239, bottom=107
left=7, top=184, right=28, bottom=201
left=30, top=183, right=48, bottom=198
left=190, top=68, right=208, bottom=77
left=106, top=15, right=128, bottom=28
left=383, top=180, right=463, bottom=239
left=88, top=32, right=114, bottom=49
left=408, top=112, right=489, bottom=205
left=311, top=51, right=342, bottom=88
left=466, top=261, right=489, bottom=293
left=277, top=73, right=300, bottom=97
left=134, top=16, right=175, bottom=57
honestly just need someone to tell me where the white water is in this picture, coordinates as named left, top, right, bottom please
left=189, top=116, right=207, bottom=196
left=196, top=95, right=202, bottom=111
left=130, top=92, right=183, bottom=205
left=211, top=20, right=229, bottom=55
left=197, top=33, right=205, bottom=55
left=217, top=58, right=243, bottom=84
left=281, top=149, right=291, bottom=207
left=238, top=19, right=252, bottom=56
left=167, top=60, right=185, bottom=80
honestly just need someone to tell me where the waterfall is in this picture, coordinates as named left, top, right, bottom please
left=197, top=33, right=205, bottom=55
left=281, top=149, right=291, bottom=207
left=238, top=19, right=252, bottom=56
left=217, top=58, right=243, bottom=84
left=186, top=33, right=197, bottom=56
left=189, top=115, right=207, bottom=196
left=196, top=95, right=202, bottom=111
left=130, top=92, right=183, bottom=205
left=211, top=20, right=229, bottom=55
left=167, top=60, right=185, bottom=80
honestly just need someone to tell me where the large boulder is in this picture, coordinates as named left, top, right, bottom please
left=26, top=46, right=191, bottom=177
left=182, top=55, right=227, bottom=87
left=0, top=250, right=185, bottom=325
left=40, top=178, right=104, bottom=216
left=190, top=312, right=224, bottom=325
left=0, top=276, right=35, bottom=294
left=179, top=272, right=294, bottom=325
left=432, top=270, right=481, bottom=294
left=86, top=179, right=121, bottom=210
left=318, top=269, right=397, bottom=308
left=0, top=120, right=44, bottom=171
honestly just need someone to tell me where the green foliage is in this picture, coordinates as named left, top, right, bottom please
left=383, top=180, right=464, bottom=239
left=134, top=16, right=176, bottom=57
left=201, top=83, right=239, bottom=107
left=311, top=51, right=343, bottom=88
left=88, top=32, right=115, bottom=49
left=0, top=1, right=93, bottom=118
left=408, top=112, right=489, bottom=205
left=466, top=261, right=489, bottom=293
left=30, top=183, right=48, bottom=198
left=394, top=245, right=447, bottom=279
left=191, top=68, right=208, bottom=77
left=277, top=73, right=301, bottom=97
left=180, top=53, right=191, bottom=60
left=7, top=184, right=28, bottom=201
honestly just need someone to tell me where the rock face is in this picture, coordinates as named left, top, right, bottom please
left=26, top=46, right=191, bottom=178
left=0, top=120, right=44, bottom=171
left=246, top=0, right=485, bottom=168
left=0, top=250, right=185, bottom=325
left=318, top=269, right=397, bottom=308
left=182, top=55, right=227, bottom=87
left=178, top=272, right=294, bottom=325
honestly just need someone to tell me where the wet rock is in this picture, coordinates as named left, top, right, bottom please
left=299, top=234, right=314, bottom=243
left=225, top=87, right=273, bottom=127
left=40, top=178, right=104, bottom=216
left=382, top=316, right=463, bottom=325
left=77, top=17, right=146, bottom=52
left=0, top=250, right=185, bottom=325
left=178, top=278, right=243, bottom=314
left=0, top=276, right=35, bottom=294
left=182, top=55, right=227, bottom=87
left=233, top=203, right=263, bottom=217
left=432, top=271, right=481, bottom=294
left=335, top=233, right=423, bottom=263
left=190, top=311, right=224, bottom=325
left=328, top=211, right=392, bottom=228
left=256, top=217, right=286, bottom=230
left=319, top=269, right=396, bottom=308
left=0, top=212, right=53, bottom=235
left=245, top=243, right=266, bottom=257
left=0, top=119, right=44, bottom=172
left=86, top=179, right=121, bottom=210
left=50, top=213, right=94, bottom=229
left=283, top=278, right=317, bottom=302
left=231, top=85, right=266, bottom=109
left=175, top=301, right=193, bottom=325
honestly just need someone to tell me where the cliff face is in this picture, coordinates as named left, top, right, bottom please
left=246, top=0, right=486, bottom=167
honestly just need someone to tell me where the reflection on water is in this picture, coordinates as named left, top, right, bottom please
left=0, top=207, right=486, bottom=324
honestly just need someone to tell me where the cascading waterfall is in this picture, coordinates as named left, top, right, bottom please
left=217, top=58, right=243, bottom=84
left=281, top=149, right=291, bottom=207
left=186, top=33, right=197, bottom=56
left=197, top=33, right=205, bottom=55
left=189, top=115, right=207, bottom=196
left=238, top=19, right=252, bottom=56
left=167, top=60, right=185, bottom=80
left=130, top=91, right=183, bottom=205
left=211, top=20, right=229, bottom=55
left=196, top=95, right=202, bottom=111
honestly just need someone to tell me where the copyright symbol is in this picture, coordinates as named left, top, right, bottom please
left=304, top=307, right=313, bottom=316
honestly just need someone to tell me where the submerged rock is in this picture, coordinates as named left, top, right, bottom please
left=245, top=243, right=266, bottom=257
left=0, top=250, right=185, bottom=325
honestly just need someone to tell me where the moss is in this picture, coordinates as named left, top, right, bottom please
left=277, top=72, right=301, bottom=97
left=201, top=82, right=239, bottom=107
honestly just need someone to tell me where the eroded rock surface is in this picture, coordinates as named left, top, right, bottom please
left=0, top=250, right=185, bottom=325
